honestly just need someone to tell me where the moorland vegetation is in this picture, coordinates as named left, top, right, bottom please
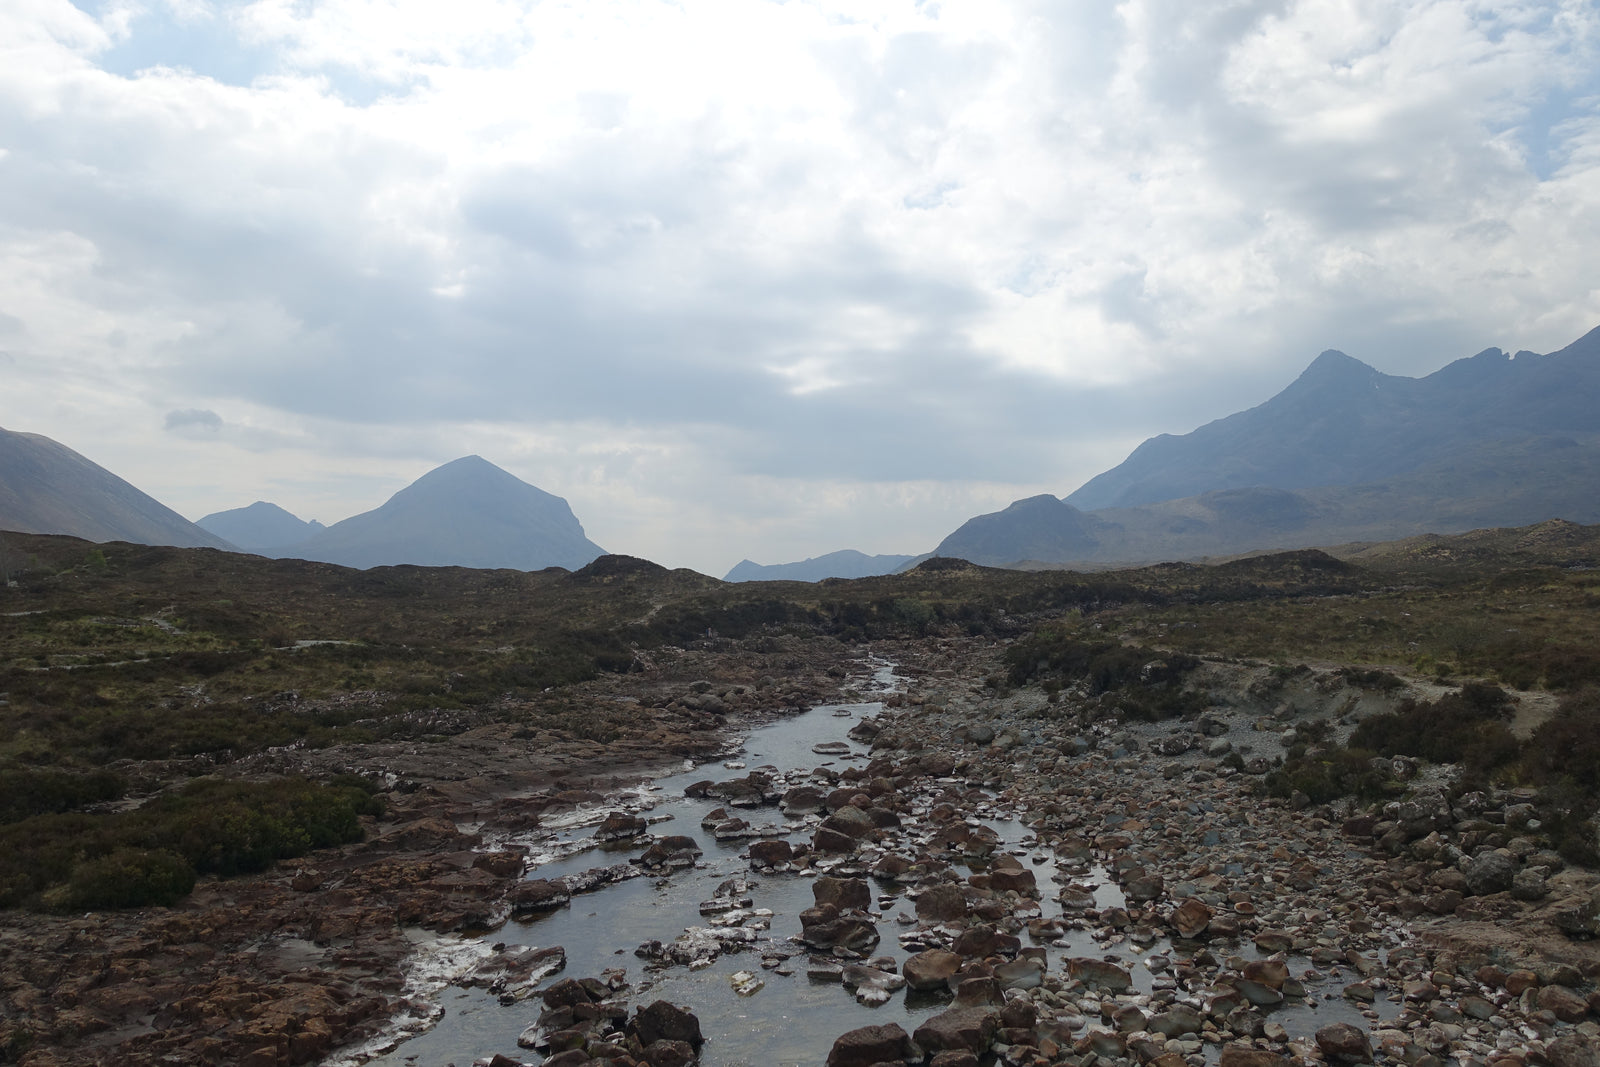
left=2, top=520, right=1599, bottom=910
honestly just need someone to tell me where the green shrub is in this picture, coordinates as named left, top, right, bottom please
left=0, top=767, right=125, bottom=825
left=0, top=777, right=379, bottom=909
left=1350, top=683, right=1518, bottom=771
left=53, top=848, right=195, bottom=910
left=1523, top=688, right=1600, bottom=793
left=1263, top=747, right=1391, bottom=804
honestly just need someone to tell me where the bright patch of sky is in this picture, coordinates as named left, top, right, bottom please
left=3, top=0, right=1599, bottom=575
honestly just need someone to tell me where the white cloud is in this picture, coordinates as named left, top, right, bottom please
left=1, top=0, right=1598, bottom=572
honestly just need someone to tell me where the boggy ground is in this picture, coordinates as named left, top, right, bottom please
left=0, top=639, right=860, bottom=1067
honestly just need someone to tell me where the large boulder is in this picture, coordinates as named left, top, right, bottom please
left=1463, top=851, right=1517, bottom=896
left=629, top=1001, right=704, bottom=1051
left=826, top=1023, right=921, bottom=1067
left=799, top=904, right=880, bottom=952
left=915, top=884, right=969, bottom=922
left=902, top=949, right=965, bottom=992
left=748, top=839, right=793, bottom=868
left=913, top=1006, right=997, bottom=1056
left=1066, top=957, right=1133, bottom=993
left=1315, top=1022, right=1372, bottom=1064
left=813, top=876, right=872, bottom=911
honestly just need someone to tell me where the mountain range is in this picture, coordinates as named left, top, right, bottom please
left=202, top=456, right=606, bottom=571
left=932, top=324, right=1600, bottom=567
left=5, top=323, right=1599, bottom=577
left=724, top=550, right=917, bottom=582
left=0, top=438, right=603, bottom=574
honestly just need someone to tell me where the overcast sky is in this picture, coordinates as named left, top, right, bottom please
left=3, top=0, right=1599, bottom=576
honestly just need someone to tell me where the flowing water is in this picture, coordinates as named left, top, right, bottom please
left=359, top=659, right=1396, bottom=1067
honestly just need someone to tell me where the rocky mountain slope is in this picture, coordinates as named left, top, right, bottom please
left=1069, top=324, right=1600, bottom=511
left=0, top=426, right=234, bottom=550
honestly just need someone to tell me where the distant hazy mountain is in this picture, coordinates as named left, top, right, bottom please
left=280, top=455, right=605, bottom=571
left=724, top=549, right=919, bottom=582
left=934, top=496, right=1101, bottom=568
left=197, top=501, right=325, bottom=555
left=0, top=426, right=234, bottom=550
left=1068, top=324, right=1600, bottom=510
left=933, top=324, right=1600, bottom=567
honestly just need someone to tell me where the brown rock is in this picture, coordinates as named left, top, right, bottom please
left=1124, top=870, right=1164, bottom=902
left=915, top=884, right=969, bottom=923
left=799, top=904, right=880, bottom=951
left=1242, top=959, right=1289, bottom=990
left=826, top=1023, right=921, bottom=1067
left=1066, top=957, right=1132, bottom=993
left=821, top=806, right=876, bottom=840
left=1170, top=897, right=1212, bottom=939
left=1220, top=1047, right=1290, bottom=1067
left=643, top=1038, right=697, bottom=1067
left=813, top=876, right=872, bottom=911
left=629, top=1001, right=704, bottom=1050
left=913, top=1006, right=998, bottom=1055
left=748, top=839, right=793, bottom=867
left=1547, top=1035, right=1600, bottom=1067
left=951, top=925, right=1014, bottom=958
left=902, top=950, right=965, bottom=992
left=987, top=867, right=1037, bottom=895
left=1315, top=1022, right=1373, bottom=1064
left=813, top=827, right=857, bottom=853
left=508, top=879, right=571, bottom=913
left=1539, top=984, right=1591, bottom=1023
left=1505, top=969, right=1540, bottom=995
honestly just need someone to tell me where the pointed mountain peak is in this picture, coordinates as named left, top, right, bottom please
left=1291, top=349, right=1383, bottom=387
left=1003, top=494, right=1077, bottom=514
left=283, top=456, right=604, bottom=571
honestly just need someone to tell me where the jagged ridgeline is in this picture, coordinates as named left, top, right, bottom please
left=933, top=324, right=1600, bottom=567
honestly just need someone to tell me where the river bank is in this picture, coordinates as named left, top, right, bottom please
left=0, top=636, right=862, bottom=1067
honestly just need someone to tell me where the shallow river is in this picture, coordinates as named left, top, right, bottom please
left=359, top=659, right=1393, bottom=1067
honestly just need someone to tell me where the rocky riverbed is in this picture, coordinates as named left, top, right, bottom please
left=4, top=636, right=1600, bottom=1067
